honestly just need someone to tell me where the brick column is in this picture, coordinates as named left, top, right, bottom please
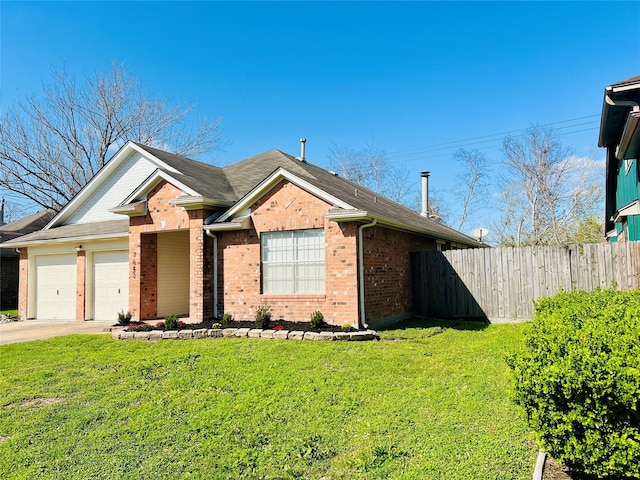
left=189, top=211, right=211, bottom=322
left=139, top=233, right=158, bottom=320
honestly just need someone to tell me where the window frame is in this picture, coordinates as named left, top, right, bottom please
left=261, top=228, right=326, bottom=295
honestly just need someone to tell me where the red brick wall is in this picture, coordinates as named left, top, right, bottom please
left=129, top=180, right=211, bottom=322
left=362, top=226, right=436, bottom=325
left=218, top=180, right=360, bottom=326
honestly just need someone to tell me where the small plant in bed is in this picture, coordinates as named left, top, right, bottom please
left=310, top=310, right=324, bottom=329
left=116, top=310, right=132, bottom=326
left=220, top=312, right=233, bottom=326
left=254, top=305, right=272, bottom=329
left=164, top=314, right=178, bottom=330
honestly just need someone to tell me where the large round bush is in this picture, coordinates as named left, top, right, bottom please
left=509, top=288, right=640, bottom=479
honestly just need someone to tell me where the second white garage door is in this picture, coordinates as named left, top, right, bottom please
left=36, top=254, right=77, bottom=320
left=93, top=251, right=129, bottom=321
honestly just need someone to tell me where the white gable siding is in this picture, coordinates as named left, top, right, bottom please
left=66, top=152, right=160, bottom=225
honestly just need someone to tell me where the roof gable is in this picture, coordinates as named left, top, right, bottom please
left=217, top=168, right=354, bottom=222
left=46, top=141, right=233, bottom=229
left=47, top=142, right=182, bottom=228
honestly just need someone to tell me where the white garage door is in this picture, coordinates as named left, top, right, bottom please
left=36, top=254, right=77, bottom=320
left=93, top=251, right=129, bottom=321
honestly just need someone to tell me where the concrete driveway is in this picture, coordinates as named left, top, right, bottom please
left=0, top=320, right=113, bottom=345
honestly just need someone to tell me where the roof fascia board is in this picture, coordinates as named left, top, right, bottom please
left=217, top=168, right=354, bottom=222
left=203, top=216, right=251, bottom=232
left=610, top=81, right=640, bottom=94
left=325, top=209, right=482, bottom=247
left=613, top=199, right=640, bottom=223
left=616, top=110, right=640, bottom=160
left=170, top=196, right=234, bottom=210
left=598, top=88, right=612, bottom=148
left=1, top=231, right=129, bottom=248
left=109, top=200, right=147, bottom=217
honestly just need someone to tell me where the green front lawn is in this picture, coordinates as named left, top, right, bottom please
left=0, top=320, right=535, bottom=479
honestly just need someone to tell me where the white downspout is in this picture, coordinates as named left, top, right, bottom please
left=205, top=230, right=219, bottom=318
left=357, top=218, right=377, bottom=329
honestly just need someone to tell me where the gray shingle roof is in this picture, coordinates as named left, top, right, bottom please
left=131, top=144, right=481, bottom=246
left=4, top=143, right=480, bottom=247
left=0, top=209, right=55, bottom=238
left=133, top=143, right=237, bottom=202
left=220, top=148, right=480, bottom=246
left=0, top=219, right=129, bottom=247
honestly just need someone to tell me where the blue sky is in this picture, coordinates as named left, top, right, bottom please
left=2, top=1, right=640, bottom=236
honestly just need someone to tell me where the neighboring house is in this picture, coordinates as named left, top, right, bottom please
left=0, top=209, right=55, bottom=310
left=599, top=75, right=640, bottom=242
left=1, top=141, right=481, bottom=327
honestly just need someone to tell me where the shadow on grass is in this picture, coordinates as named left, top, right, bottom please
left=378, top=317, right=489, bottom=333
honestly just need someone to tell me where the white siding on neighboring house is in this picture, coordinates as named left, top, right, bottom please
left=67, top=152, right=160, bottom=225
left=157, top=230, right=190, bottom=317
left=35, top=254, right=77, bottom=319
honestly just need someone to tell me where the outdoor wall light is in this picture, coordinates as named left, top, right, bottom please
left=74, top=245, right=83, bottom=252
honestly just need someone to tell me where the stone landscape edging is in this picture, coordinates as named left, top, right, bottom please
left=111, top=327, right=379, bottom=342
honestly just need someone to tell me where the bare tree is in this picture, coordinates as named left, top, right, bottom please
left=494, top=126, right=602, bottom=246
left=0, top=62, right=224, bottom=211
left=453, top=148, right=489, bottom=231
left=327, top=140, right=415, bottom=208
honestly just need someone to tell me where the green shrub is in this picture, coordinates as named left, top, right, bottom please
left=220, top=312, right=233, bottom=326
left=255, top=305, right=271, bottom=329
left=164, top=314, right=178, bottom=330
left=117, top=310, right=132, bottom=326
left=310, top=310, right=324, bottom=329
left=341, top=322, right=352, bottom=332
left=508, top=288, right=640, bottom=479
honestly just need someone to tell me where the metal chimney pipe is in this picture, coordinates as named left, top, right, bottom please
left=299, top=138, right=306, bottom=162
left=420, top=171, right=430, bottom=218
left=0, top=198, right=5, bottom=226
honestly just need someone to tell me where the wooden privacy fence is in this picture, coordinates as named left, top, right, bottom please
left=412, top=242, right=640, bottom=323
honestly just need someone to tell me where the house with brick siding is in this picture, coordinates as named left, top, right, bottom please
left=2, top=141, right=481, bottom=328
left=0, top=209, right=55, bottom=310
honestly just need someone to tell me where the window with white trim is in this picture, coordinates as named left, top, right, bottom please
left=262, top=229, right=325, bottom=294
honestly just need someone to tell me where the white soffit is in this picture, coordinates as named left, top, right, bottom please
left=616, top=111, right=640, bottom=160
left=614, top=199, right=640, bottom=223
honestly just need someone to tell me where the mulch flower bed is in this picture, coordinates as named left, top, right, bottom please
left=120, top=319, right=354, bottom=333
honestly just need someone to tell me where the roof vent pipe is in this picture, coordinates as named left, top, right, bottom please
left=420, top=171, right=430, bottom=218
left=299, top=138, right=307, bottom=162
